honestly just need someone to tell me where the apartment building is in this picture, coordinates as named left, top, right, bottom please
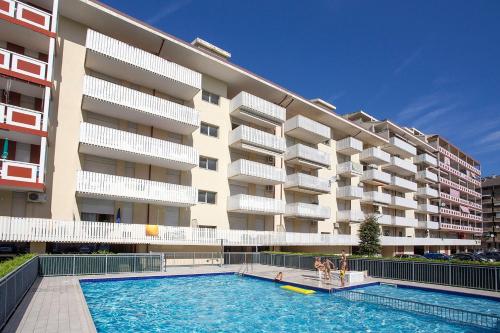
left=0, top=0, right=481, bottom=254
left=482, top=176, right=500, bottom=249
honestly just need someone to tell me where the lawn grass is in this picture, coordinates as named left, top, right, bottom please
left=0, top=254, right=36, bottom=279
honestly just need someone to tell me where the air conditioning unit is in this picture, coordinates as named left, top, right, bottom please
left=27, top=192, right=47, bottom=203
left=266, top=156, right=275, bottom=165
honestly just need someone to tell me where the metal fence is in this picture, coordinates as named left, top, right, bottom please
left=335, top=289, right=500, bottom=330
left=159, top=252, right=260, bottom=267
left=39, top=254, right=162, bottom=276
left=260, top=253, right=500, bottom=292
left=0, top=256, right=39, bottom=330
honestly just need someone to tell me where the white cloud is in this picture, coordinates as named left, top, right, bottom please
left=146, top=0, right=191, bottom=25
left=479, top=130, right=500, bottom=144
left=394, top=48, right=422, bottom=75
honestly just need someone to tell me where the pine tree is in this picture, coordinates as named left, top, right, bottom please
left=358, top=214, right=381, bottom=256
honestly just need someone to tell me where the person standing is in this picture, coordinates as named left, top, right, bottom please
left=340, top=253, right=348, bottom=287
left=323, top=258, right=334, bottom=281
left=314, top=257, right=324, bottom=279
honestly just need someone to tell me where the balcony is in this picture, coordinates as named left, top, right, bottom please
left=413, top=153, right=437, bottom=167
left=85, top=30, right=201, bottom=100
left=228, top=159, right=285, bottom=185
left=336, top=161, right=363, bottom=177
left=440, top=223, right=482, bottom=234
left=417, top=221, right=440, bottom=230
left=284, top=144, right=330, bottom=169
left=284, top=115, right=330, bottom=144
left=336, top=186, right=363, bottom=200
left=0, top=159, right=43, bottom=191
left=336, top=137, right=363, bottom=155
left=76, top=171, right=197, bottom=207
left=79, top=123, right=198, bottom=171
left=385, top=176, right=417, bottom=193
left=337, top=210, right=365, bottom=223
left=362, top=191, right=391, bottom=205
left=415, top=170, right=438, bottom=184
left=284, top=173, right=330, bottom=194
left=229, top=125, right=286, bottom=156
left=0, top=0, right=52, bottom=31
left=383, top=137, right=416, bottom=158
left=0, top=48, right=49, bottom=86
left=285, top=203, right=331, bottom=220
left=389, top=196, right=418, bottom=210
left=440, top=178, right=481, bottom=199
left=382, top=156, right=417, bottom=176
left=0, top=102, right=44, bottom=138
left=417, top=204, right=439, bottom=214
left=230, top=91, right=285, bottom=128
left=361, top=169, right=391, bottom=185
left=416, top=186, right=438, bottom=198
left=227, top=194, right=285, bottom=215
left=82, top=76, right=200, bottom=134
left=381, top=236, right=480, bottom=246
left=392, top=216, right=418, bottom=228
left=359, top=147, right=391, bottom=165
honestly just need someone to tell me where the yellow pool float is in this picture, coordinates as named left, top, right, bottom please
left=280, top=285, right=316, bottom=295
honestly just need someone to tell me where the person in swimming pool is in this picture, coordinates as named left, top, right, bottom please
left=274, top=272, right=283, bottom=282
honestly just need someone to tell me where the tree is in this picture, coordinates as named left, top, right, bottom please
left=358, top=215, right=381, bottom=256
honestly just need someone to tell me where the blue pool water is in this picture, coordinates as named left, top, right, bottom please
left=80, top=274, right=495, bottom=333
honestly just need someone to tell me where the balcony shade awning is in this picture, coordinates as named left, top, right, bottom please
left=460, top=205, right=470, bottom=214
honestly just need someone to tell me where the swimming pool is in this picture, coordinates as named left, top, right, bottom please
left=80, top=274, right=497, bottom=332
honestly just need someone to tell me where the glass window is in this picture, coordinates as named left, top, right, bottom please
left=198, top=190, right=216, bottom=204
left=200, top=122, right=219, bottom=138
left=202, top=90, right=220, bottom=105
left=199, top=156, right=217, bottom=171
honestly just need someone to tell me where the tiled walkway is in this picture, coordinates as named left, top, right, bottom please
left=4, top=264, right=499, bottom=332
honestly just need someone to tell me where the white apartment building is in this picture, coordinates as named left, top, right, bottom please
left=0, top=0, right=480, bottom=254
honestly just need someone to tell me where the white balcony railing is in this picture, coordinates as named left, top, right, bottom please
left=284, top=115, right=330, bottom=144
left=417, top=204, right=439, bottom=214
left=0, top=217, right=480, bottom=246
left=359, top=147, right=391, bottom=165
left=389, top=196, right=418, bottom=210
left=336, top=161, right=363, bottom=177
left=438, top=161, right=481, bottom=187
left=417, top=221, right=440, bottom=230
left=438, top=146, right=480, bottom=176
left=0, top=0, right=52, bottom=31
left=337, top=210, right=365, bottom=223
left=416, top=170, right=438, bottom=183
left=383, top=156, right=417, bottom=175
left=0, top=103, right=43, bottom=132
left=0, top=159, right=38, bottom=184
left=285, top=143, right=330, bottom=168
left=228, top=159, right=286, bottom=185
left=79, top=123, right=198, bottom=170
left=227, top=194, right=285, bottom=215
left=387, top=136, right=416, bottom=157
left=413, top=153, right=438, bottom=167
left=439, top=178, right=481, bottom=199
left=387, top=176, right=417, bottom=192
left=285, top=203, right=331, bottom=220
left=76, top=171, right=197, bottom=207
left=336, top=137, right=363, bottom=155
left=361, top=169, right=391, bottom=185
left=82, top=76, right=200, bottom=134
left=229, top=125, right=286, bottom=155
left=284, top=173, right=331, bottom=194
left=336, top=186, right=363, bottom=200
left=362, top=191, right=391, bottom=205
left=85, top=30, right=201, bottom=99
left=0, top=48, right=47, bottom=82
left=416, top=186, right=438, bottom=198
left=440, top=223, right=482, bottom=234
left=440, top=192, right=481, bottom=210
left=392, top=216, right=418, bottom=228
left=230, top=91, right=286, bottom=127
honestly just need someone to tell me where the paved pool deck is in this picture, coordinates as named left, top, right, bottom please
left=4, top=264, right=500, bottom=333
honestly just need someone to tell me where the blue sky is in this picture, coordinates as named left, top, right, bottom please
left=101, top=0, right=500, bottom=176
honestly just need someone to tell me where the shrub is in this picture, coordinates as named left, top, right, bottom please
left=0, top=253, right=36, bottom=278
left=358, top=214, right=381, bottom=256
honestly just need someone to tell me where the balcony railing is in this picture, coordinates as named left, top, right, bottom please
left=0, top=48, right=47, bottom=84
left=362, top=191, right=391, bottom=205
left=336, top=161, right=363, bottom=177
left=79, top=123, right=198, bottom=170
left=337, top=210, right=365, bottom=223
left=416, top=169, right=438, bottom=183
left=381, top=236, right=479, bottom=246
left=229, top=91, right=285, bottom=128
left=336, top=137, right=363, bottom=155
left=440, top=222, right=482, bottom=234
left=359, top=147, right=391, bottom=165
left=0, top=0, right=52, bottom=32
left=440, top=207, right=482, bottom=222
left=386, top=136, right=416, bottom=158
left=0, top=159, right=39, bottom=184
left=382, top=156, right=417, bottom=176
left=417, top=221, right=439, bottom=230
left=439, top=178, right=481, bottom=199
left=438, top=161, right=480, bottom=186
left=82, top=76, right=200, bottom=134
left=336, top=186, right=363, bottom=200
left=284, top=115, right=330, bottom=144
left=0, top=102, right=43, bottom=132
left=413, top=153, right=438, bottom=167
left=85, top=30, right=201, bottom=100
left=227, top=194, right=285, bottom=215
left=285, top=203, right=331, bottom=220
left=285, top=143, right=330, bottom=169
left=228, top=159, right=286, bottom=185
left=438, top=146, right=480, bottom=176
left=76, top=171, right=197, bottom=207
left=229, top=125, right=286, bottom=156
left=416, top=204, right=439, bottom=214
left=416, top=186, right=438, bottom=198
left=392, top=216, right=418, bottom=228
left=361, top=169, right=391, bottom=185
left=440, top=192, right=481, bottom=210
left=386, top=176, right=417, bottom=193
left=389, top=196, right=418, bottom=210
left=284, top=173, right=330, bottom=194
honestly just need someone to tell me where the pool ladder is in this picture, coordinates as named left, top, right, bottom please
left=237, top=263, right=249, bottom=276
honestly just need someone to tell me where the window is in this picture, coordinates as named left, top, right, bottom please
left=198, top=190, right=216, bottom=204
left=202, top=90, right=220, bottom=105
left=200, top=122, right=219, bottom=138
left=199, top=156, right=217, bottom=171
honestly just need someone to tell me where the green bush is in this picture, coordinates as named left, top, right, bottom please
left=358, top=215, right=381, bottom=256
left=0, top=253, right=36, bottom=278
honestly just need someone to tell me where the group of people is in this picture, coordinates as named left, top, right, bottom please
left=314, top=250, right=348, bottom=286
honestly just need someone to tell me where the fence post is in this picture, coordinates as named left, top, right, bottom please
left=105, top=255, right=108, bottom=275
left=496, top=267, right=498, bottom=292
left=133, top=255, right=136, bottom=272
left=412, top=261, right=415, bottom=281
left=448, top=263, right=451, bottom=285
left=193, top=252, right=195, bottom=266
left=298, top=255, right=301, bottom=270
left=381, top=261, right=384, bottom=278
left=283, top=255, right=286, bottom=268
left=72, top=255, right=76, bottom=276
